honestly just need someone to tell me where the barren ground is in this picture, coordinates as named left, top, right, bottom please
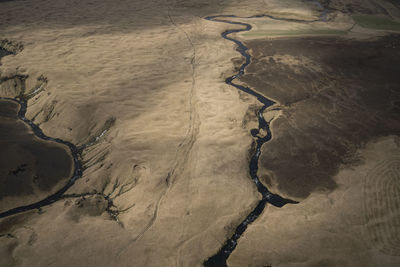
left=0, top=99, right=73, bottom=212
left=0, top=0, right=399, bottom=266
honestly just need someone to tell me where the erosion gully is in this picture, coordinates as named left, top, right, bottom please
left=0, top=3, right=329, bottom=263
left=0, top=48, right=107, bottom=219
left=0, top=94, right=120, bottom=220
left=203, top=10, right=328, bottom=265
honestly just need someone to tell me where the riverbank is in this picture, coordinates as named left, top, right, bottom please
left=0, top=99, right=73, bottom=212
left=0, top=0, right=279, bottom=265
left=1, top=0, right=399, bottom=266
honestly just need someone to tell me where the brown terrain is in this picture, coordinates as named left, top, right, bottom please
left=0, top=99, right=73, bottom=212
left=241, top=35, right=400, bottom=199
left=0, top=0, right=399, bottom=266
left=227, top=1, right=400, bottom=266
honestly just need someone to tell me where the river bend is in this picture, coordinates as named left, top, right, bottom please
left=203, top=15, right=301, bottom=267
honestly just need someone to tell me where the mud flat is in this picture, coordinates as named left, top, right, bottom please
left=0, top=99, right=73, bottom=212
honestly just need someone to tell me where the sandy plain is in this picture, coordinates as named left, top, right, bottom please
left=0, top=0, right=289, bottom=266
left=0, top=0, right=399, bottom=266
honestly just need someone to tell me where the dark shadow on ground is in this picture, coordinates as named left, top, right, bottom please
left=0, top=0, right=233, bottom=33
left=0, top=100, right=73, bottom=212
left=241, top=35, right=400, bottom=198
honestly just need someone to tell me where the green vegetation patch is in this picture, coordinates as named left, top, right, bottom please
left=353, top=15, right=400, bottom=31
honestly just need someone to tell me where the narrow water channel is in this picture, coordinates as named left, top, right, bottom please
left=203, top=15, right=300, bottom=266
left=0, top=96, right=83, bottom=218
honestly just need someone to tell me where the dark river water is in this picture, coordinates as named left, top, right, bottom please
left=0, top=100, right=73, bottom=207
left=0, top=48, right=83, bottom=218
left=203, top=15, right=299, bottom=267
left=0, top=44, right=84, bottom=218
left=0, top=97, right=83, bottom=218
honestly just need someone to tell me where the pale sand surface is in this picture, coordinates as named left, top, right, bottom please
left=0, top=0, right=399, bottom=266
left=0, top=0, right=288, bottom=266
left=229, top=136, right=400, bottom=267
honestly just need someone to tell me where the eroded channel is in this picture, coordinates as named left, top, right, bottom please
left=0, top=97, right=83, bottom=218
left=203, top=15, right=299, bottom=267
left=0, top=48, right=84, bottom=218
left=202, top=1, right=400, bottom=263
left=0, top=99, right=73, bottom=212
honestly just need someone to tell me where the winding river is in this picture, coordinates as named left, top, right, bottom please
left=203, top=15, right=306, bottom=266
left=0, top=50, right=120, bottom=222
left=0, top=3, right=329, bottom=263
left=0, top=96, right=83, bottom=218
